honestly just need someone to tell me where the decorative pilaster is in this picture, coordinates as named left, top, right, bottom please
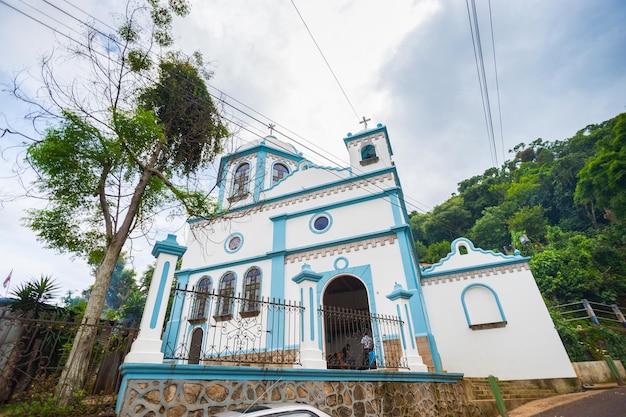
left=125, top=234, right=187, bottom=364
left=292, top=264, right=327, bottom=369
left=387, top=283, right=428, bottom=372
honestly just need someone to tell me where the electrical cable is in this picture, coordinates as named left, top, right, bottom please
left=289, top=0, right=361, bottom=123
left=488, top=0, right=506, bottom=164
left=465, top=0, right=498, bottom=168
left=1, top=0, right=432, bottom=214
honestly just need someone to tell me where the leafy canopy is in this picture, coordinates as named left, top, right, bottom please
left=409, top=112, right=626, bottom=305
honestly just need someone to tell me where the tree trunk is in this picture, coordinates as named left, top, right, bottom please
left=55, top=240, right=123, bottom=405
left=55, top=168, right=154, bottom=405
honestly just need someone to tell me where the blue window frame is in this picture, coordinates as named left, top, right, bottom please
left=232, top=162, right=251, bottom=196
left=191, top=276, right=211, bottom=320
left=242, top=267, right=261, bottom=315
left=272, top=162, right=289, bottom=184
left=310, top=212, right=332, bottom=234
left=216, top=272, right=236, bottom=317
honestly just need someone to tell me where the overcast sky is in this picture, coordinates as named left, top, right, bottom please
left=1, top=0, right=625, bottom=299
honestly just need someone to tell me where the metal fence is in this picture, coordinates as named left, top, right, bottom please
left=0, top=308, right=138, bottom=405
left=320, top=305, right=408, bottom=370
left=162, top=286, right=304, bottom=366
left=551, top=299, right=626, bottom=327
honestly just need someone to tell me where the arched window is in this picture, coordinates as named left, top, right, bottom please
left=215, top=272, right=236, bottom=319
left=232, top=162, right=251, bottom=196
left=272, top=163, right=289, bottom=184
left=361, top=144, right=376, bottom=160
left=461, top=284, right=507, bottom=330
left=242, top=267, right=261, bottom=316
left=191, top=276, right=211, bottom=321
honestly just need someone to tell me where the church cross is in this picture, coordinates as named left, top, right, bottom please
left=360, top=116, right=371, bottom=130
left=268, top=123, right=276, bottom=135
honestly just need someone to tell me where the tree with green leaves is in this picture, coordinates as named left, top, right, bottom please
left=409, top=112, right=626, bottom=307
left=507, top=205, right=548, bottom=243
left=4, top=0, right=228, bottom=404
left=468, top=205, right=510, bottom=252
left=105, top=255, right=138, bottom=316
left=421, top=196, right=473, bottom=244
left=457, top=166, right=508, bottom=221
left=576, top=113, right=626, bottom=224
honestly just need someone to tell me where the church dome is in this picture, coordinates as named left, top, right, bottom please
left=235, top=135, right=299, bottom=156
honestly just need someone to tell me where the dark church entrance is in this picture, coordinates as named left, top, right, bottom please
left=322, top=275, right=375, bottom=369
left=188, top=328, right=203, bottom=365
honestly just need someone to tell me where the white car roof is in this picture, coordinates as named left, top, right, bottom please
left=212, top=403, right=333, bottom=417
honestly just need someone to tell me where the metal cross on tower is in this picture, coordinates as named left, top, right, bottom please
left=359, top=116, right=371, bottom=130
left=268, top=123, right=276, bottom=135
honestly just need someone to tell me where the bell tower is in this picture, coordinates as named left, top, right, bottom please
left=343, top=122, right=394, bottom=172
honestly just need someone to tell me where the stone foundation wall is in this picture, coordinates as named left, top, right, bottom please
left=119, top=378, right=470, bottom=417
left=117, top=364, right=581, bottom=417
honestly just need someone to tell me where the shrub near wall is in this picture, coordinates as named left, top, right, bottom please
left=551, top=313, right=626, bottom=363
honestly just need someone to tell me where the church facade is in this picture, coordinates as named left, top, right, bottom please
left=125, top=123, right=576, bottom=381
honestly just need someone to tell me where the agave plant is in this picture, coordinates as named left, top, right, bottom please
left=9, top=275, right=60, bottom=318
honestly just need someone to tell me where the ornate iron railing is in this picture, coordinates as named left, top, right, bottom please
left=319, top=305, right=408, bottom=370
left=0, top=308, right=137, bottom=405
left=162, top=286, right=304, bottom=366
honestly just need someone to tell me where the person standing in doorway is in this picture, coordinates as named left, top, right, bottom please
left=360, top=331, right=374, bottom=368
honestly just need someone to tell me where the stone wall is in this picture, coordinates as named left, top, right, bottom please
left=119, top=378, right=470, bottom=417
left=117, top=364, right=582, bottom=417
left=117, top=363, right=468, bottom=417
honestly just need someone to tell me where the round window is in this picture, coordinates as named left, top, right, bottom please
left=228, top=236, right=241, bottom=251
left=313, top=216, right=329, bottom=231
left=309, top=212, right=332, bottom=234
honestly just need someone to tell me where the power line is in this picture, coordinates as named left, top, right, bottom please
left=465, top=0, right=498, bottom=168
left=289, top=0, right=361, bottom=123
left=488, top=0, right=505, bottom=164
left=54, top=0, right=430, bottom=212
left=1, top=0, right=432, bottom=214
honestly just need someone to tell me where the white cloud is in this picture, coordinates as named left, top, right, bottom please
left=1, top=0, right=625, bottom=295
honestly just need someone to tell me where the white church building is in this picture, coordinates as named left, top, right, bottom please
left=125, top=123, right=576, bottom=382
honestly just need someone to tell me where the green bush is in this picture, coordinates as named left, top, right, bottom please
left=551, top=311, right=626, bottom=363
left=5, top=375, right=112, bottom=417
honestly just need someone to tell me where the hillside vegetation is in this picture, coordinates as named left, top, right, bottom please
left=411, top=112, right=626, bottom=308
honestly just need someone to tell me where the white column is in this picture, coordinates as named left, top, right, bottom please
left=292, top=264, right=327, bottom=369
left=125, top=234, right=187, bottom=364
left=387, top=283, right=428, bottom=372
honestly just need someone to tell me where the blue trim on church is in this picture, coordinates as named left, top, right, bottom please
left=194, top=166, right=401, bottom=224
left=343, top=123, right=394, bottom=157
left=155, top=124, right=449, bottom=376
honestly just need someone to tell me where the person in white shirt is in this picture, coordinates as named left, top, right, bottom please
left=360, top=332, right=374, bottom=368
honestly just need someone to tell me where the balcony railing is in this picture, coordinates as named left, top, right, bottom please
left=162, top=286, right=409, bottom=370
left=162, top=286, right=303, bottom=366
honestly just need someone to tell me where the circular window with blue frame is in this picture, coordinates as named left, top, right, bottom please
left=309, top=212, right=332, bottom=234
left=224, top=232, right=244, bottom=253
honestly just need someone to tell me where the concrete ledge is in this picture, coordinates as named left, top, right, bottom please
left=573, top=360, right=626, bottom=385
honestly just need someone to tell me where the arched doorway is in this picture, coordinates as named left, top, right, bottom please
left=322, top=275, right=374, bottom=369
left=188, top=328, right=203, bottom=365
